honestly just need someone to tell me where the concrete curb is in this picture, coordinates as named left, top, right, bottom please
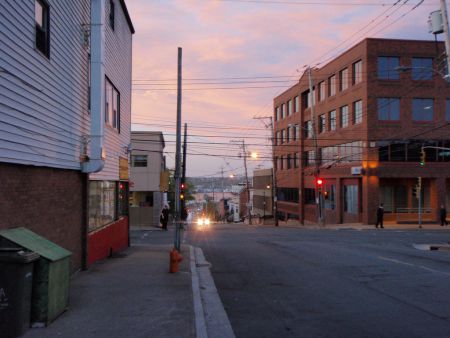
left=190, top=245, right=208, bottom=338
left=190, top=246, right=235, bottom=338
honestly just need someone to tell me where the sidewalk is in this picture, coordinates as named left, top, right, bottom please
left=21, top=227, right=235, bottom=338
left=22, top=244, right=195, bottom=338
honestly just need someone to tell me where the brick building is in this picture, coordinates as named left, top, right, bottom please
left=274, top=38, right=450, bottom=225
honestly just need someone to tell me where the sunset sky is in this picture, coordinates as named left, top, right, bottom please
left=126, top=0, right=441, bottom=178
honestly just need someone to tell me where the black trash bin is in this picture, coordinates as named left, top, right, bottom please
left=0, top=248, right=39, bottom=338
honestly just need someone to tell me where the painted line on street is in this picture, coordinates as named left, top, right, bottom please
left=378, top=256, right=450, bottom=276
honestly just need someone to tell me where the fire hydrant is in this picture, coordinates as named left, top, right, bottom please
left=169, top=248, right=183, bottom=273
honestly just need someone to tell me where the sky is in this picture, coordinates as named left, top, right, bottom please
left=126, top=0, right=442, bottom=178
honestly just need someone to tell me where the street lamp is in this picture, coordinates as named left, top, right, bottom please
left=263, top=184, right=270, bottom=221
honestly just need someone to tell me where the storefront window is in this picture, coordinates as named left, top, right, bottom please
left=344, top=185, right=358, bottom=214
left=89, top=181, right=117, bottom=232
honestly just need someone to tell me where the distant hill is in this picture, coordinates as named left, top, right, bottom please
left=188, top=176, right=246, bottom=193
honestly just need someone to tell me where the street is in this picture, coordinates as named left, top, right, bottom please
left=187, top=223, right=450, bottom=338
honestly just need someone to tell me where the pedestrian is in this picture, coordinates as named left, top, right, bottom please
left=440, top=205, right=448, bottom=226
left=375, top=203, right=384, bottom=228
left=161, top=205, right=170, bottom=231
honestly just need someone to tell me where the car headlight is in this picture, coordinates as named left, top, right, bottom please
left=197, top=219, right=204, bottom=226
left=205, top=218, right=210, bottom=225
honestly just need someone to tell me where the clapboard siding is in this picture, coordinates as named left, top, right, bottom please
left=90, top=0, right=132, bottom=181
left=1, top=0, right=132, bottom=179
left=0, top=0, right=91, bottom=169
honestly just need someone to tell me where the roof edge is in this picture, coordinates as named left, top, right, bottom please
left=119, top=0, right=135, bottom=34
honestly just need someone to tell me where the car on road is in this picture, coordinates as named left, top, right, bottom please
left=196, top=215, right=211, bottom=230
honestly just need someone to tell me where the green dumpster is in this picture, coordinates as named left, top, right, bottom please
left=0, top=228, right=72, bottom=327
left=0, top=248, right=39, bottom=338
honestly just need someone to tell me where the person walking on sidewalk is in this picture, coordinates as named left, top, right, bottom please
left=375, top=203, right=384, bottom=228
left=440, top=205, right=448, bottom=226
left=161, top=205, right=170, bottom=231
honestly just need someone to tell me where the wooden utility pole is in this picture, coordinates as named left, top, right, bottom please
left=242, top=140, right=252, bottom=225
left=174, top=47, right=182, bottom=251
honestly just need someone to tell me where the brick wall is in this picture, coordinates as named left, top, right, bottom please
left=0, top=163, right=86, bottom=272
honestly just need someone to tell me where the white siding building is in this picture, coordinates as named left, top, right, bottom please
left=129, top=131, right=166, bottom=227
left=0, top=0, right=134, bottom=270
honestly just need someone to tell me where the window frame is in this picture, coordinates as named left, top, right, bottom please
left=353, top=100, right=362, bottom=124
left=339, top=68, right=348, bottom=92
left=377, top=56, right=400, bottom=80
left=411, top=57, right=433, bottom=81
left=35, top=0, right=50, bottom=58
left=328, top=75, right=336, bottom=97
left=412, top=98, right=434, bottom=121
left=105, top=77, right=121, bottom=132
left=377, top=97, right=400, bottom=121
left=340, top=105, right=349, bottom=128
left=352, top=60, right=362, bottom=85
left=329, top=110, right=336, bottom=131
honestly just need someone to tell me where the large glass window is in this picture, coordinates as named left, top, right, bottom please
left=35, top=0, right=50, bottom=57
left=329, top=110, right=336, bottom=131
left=328, top=75, right=336, bottom=96
left=352, top=60, right=362, bottom=84
left=339, top=68, right=348, bottom=91
left=294, top=96, right=299, bottom=112
left=344, top=185, right=358, bottom=214
left=353, top=100, right=362, bottom=124
left=304, top=188, right=315, bottom=205
left=340, top=105, right=349, bottom=128
left=412, top=98, right=434, bottom=121
left=378, top=98, right=400, bottom=120
left=378, top=56, right=400, bottom=79
left=324, top=185, right=335, bottom=210
left=275, top=106, right=280, bottom=121
left=412, top=58, right=433, bottom=80
left=89, top=181, right=117, bottom=231
left=131, top=155, right=148, bottom=167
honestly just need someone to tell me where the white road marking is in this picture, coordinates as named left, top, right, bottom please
left=378, top=256, right=450, bottom=276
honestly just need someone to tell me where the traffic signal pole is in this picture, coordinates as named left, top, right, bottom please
left=174, top=47, right=182, bottom=251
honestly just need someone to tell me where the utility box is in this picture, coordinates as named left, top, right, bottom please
left=0, top=228, right=72, bottom=327
left=0, top=248, right=39, bottom=338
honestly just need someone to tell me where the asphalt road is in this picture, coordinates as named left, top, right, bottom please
left=187, top=223, right=450, bottom=338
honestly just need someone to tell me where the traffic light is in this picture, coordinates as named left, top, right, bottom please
left=412, top=185, right=418, bottom=198
left=180, top=182, right=185, bottom=200
left=316, top=178, right=324, bottom=192
left=419, top=149, right=426, bottom=166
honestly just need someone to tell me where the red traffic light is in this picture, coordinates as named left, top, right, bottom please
left=181, top=183, right=185, bottom=189
left=316, top=178, right=323, bottom=186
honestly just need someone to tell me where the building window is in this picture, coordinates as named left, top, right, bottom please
left=294, top=96, right=299, bottom=112
left=275, top=106, right=280, bottom=121
left=287, top=154, right=292, bottom=169
left=446, top=100, right=450, bottom=121
left=109, top=0, right=115, bottom=30
left=35, top=0, right=50, bottom=57
left=412, top=58, right=433, bottom=80
left=339, top=68, right=348, bottom=91
left=352, top=60, right=362, bottom=85
left=105, top=78, right=120, bottom=131
left=328, top=75, right=336, bottom=97
left=293, top=124, right=299, bottom=141
left=89, top=181, right=117, bottom=231
left=303, top=90, right=311, bottom=109
left=281, top=104, right=285, bottom=119
left=294, top=153, right=299, bottom=168
left=304, top=120, right=313, bottom=138
left=304, top=188, right=316, bottom=205
left=412, top=98, right=434, bottom=121
left=324, top=185, right=335, bottom=210
left=378, top=56, right=400, bottom=80
left=131, top=155, right=148, bottom=167
left=353, top=100, right=362, bottom=124
left=286, top=127, right=290, bottom=143
left=329, top=110, right=336, bottom=131
left=305, top=150, right=316, bottom=166
left=344, top=185, right=358, bottom=214
left=287, top=100, right=292, bottom=116
left=340, top=105, right=349, bottom=128
left=319, top=81, right=326, bottom=101
left=319, top=114, right=326, bottom=133
left=281, top=129, right=285, bottom=144
left=378, top=98, right=400, bottom=120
